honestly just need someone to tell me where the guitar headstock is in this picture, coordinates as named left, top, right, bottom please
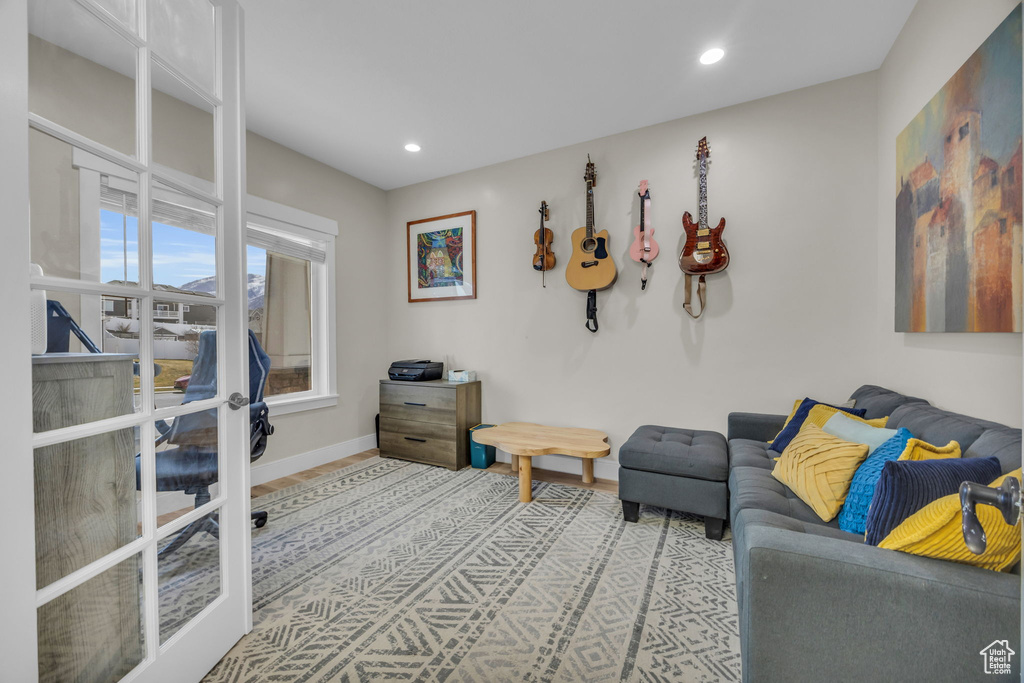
left=637, top=179, right=649, bottom=197
left=696, top=136, right=710, bottom=161
left=584, top=154, right=596, bottom=188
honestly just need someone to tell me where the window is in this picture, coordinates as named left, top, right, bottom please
left=75, top=149, right=337, bottom=415
left=246, top=196, right=337, bottom=412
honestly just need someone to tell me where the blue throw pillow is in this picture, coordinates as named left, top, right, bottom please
left=864, top=456, right=1003, bottom=546
left=768, top=398, right=867, bottom=453
left=837, top=428, right=913, bottom=535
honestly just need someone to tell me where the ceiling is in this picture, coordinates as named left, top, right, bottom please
left=240, top=0, right=916, bottom=190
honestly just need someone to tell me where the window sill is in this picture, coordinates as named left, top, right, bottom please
left=265, top=393, right=339, bottom=416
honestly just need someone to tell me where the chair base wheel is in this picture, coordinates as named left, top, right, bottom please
left=252, top=510, right=268, bottom=528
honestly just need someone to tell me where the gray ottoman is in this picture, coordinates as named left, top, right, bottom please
left=618, top=425, right=729, bottom=540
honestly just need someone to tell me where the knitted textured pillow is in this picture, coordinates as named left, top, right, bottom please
left=864, top=456, right=1002, bottom=546
left=771, top=424, right=870, bottom=522
left=899, top=438, right=961, bottom=461
left=837, top=428, right=913, bottom=535
left=879, top=469, right=1022, bottom=571
left=768, top=398, right=867, bottom=453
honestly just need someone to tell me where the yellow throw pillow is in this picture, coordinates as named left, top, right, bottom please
left=771, top=424, right=870, bottom=522
left=879, top=469, right=1022, bottom=571
left=897, top=438, right=961, bottom=461
left=805, top=404, right=888, bottom=430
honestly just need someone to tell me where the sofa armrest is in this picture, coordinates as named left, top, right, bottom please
left=727, top=412, right=786, bottom=442
left=737, top=519, right=1020, bottom=681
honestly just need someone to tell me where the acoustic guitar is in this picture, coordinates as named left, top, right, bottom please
left=566, top=156, right=617, bottom=291
left=679, top=137, right=729, bottom=275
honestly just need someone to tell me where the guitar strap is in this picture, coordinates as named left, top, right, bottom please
left=585, top=289, right=598, bottom=332
left=640, top=192, right=652, bottom=290
left=683, top=273, right=707, bottom=319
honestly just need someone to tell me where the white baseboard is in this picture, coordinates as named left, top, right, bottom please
left=153, top=433, right=377, bottom=517
left=494, top=450, right=620, bottom=481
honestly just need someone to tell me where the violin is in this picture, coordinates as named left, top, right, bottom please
left=533, top=200, right=555, bottom=286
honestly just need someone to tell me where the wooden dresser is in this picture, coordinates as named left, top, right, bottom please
left=379, top=379, right=481, bottom=471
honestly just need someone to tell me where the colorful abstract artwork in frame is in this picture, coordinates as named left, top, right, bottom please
left=895, top=5, right=1022, bottom=332
left=407, top=210, right=476, bottom=302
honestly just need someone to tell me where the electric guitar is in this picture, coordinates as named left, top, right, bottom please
left=565, top=156, right=617, bottom=291
left=629, top=180, right=659, bottom=289
left=679, top=137, right=729, bottom=275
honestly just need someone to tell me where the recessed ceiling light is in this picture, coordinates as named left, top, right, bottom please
left=699, top=48, right=725, bottom=65
left=405, top=143, right=421, bottom=152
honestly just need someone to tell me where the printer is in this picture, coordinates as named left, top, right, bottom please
left=387, top=359, right=444, bottom=381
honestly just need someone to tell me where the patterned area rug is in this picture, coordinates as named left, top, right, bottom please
left=204, top=457, right=741, bottom=682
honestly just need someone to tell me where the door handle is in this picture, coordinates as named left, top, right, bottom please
left=228, top=392, right=250, bottom=410
left=404, top=437, right=426, bottom=443
left=404, top=402, right=426, bottom=406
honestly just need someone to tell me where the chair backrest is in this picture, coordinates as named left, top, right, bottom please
left=46, top=300, right=101, bottom=354
left=167, top=329, right=273, bottom=461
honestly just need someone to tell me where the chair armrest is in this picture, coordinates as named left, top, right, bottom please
left=727, top=412, right=786, bottom=442
left=737, top=520, right=1020, bottom=681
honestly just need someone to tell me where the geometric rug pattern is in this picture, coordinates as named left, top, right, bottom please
left=203, top=457, right=741, bottom=682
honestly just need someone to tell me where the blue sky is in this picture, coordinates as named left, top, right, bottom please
left=101, top=209, right=267, bottom=287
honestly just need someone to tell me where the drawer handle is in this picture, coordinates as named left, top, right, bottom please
left=404, top=402, right=427, bottom=406
left=404, top=437, right=427, bottom=443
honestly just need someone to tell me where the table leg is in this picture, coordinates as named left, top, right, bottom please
left=582, top=458, right=594, bottom=485
left=519, top=456, right=532, bottom=503
left=510, top=452, right=519, bottom=474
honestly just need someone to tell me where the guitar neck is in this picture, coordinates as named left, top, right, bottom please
left=639, top=192, right=646, bottom=232
left=586, top=182, right=595, bottom=238
left=698, top=156, right=708, bottom=229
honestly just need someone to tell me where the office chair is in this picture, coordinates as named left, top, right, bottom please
left=139, top=329, right=274, bottom=556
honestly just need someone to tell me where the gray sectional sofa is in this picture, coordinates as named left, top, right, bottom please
left=729, top=385, right=1021, bottom=682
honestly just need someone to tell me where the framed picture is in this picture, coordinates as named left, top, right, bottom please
left=895, top=6, right=1021, bottom=332
left=407, top=210, right=477, bottom=303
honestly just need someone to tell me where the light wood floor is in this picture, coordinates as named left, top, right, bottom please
left=156, top=448, right=617, bottom=527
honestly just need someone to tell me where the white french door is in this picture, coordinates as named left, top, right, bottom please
left=4, top=0, right=251, bottom=681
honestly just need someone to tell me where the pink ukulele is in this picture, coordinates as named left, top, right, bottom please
left=629, top=180, right=659, bottom=290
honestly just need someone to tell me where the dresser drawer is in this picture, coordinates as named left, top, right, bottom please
left=380, top=383, right=456, bottom=424
left=380, top=418, right=457, bottom=465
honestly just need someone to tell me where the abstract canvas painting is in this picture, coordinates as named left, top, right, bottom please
left=895, top=6, right=1022, bottom=332
left=407, top=210, right=476, bottom=302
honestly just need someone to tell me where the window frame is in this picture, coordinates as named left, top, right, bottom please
left=75, top=149, right=338, bottom=416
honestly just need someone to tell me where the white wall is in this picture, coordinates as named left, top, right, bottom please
left=875, top=0, right=1022, bottom=427
left=384, top=72, right=885, bottom=476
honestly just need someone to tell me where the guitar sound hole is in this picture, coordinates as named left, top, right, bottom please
left=581, top=237, right=597, bottom=253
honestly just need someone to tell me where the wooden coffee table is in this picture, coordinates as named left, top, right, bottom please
left=471, top=422, right=610, bottom=502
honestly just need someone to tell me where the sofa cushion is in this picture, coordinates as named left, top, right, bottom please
left=619, top=425, right=728, bottom=481
left=887, top=403, right=1004, bottom=454
left=838, top=428, right=914, bottom=535
left=964, top=428, right=1023, bottom=474
left=879, top=468, right=1023, bottom=572
left=730, top=466, right=840, bottom=528
left=865, top=457, right=1003, bottom=546
left=848, top=385, right=928, bottom=419
left=730, top=439, right=775, bottom=470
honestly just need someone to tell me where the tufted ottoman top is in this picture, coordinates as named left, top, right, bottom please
left=619, top=425, right=729, bottom=482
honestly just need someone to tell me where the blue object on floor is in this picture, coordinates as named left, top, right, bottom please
left=469, top=424, right=496, bottom=469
